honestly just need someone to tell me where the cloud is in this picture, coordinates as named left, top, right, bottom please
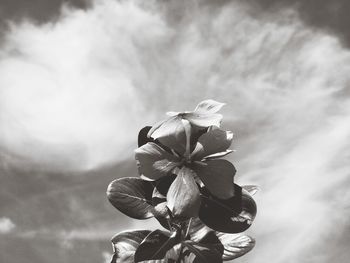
left=0, top=217, right=16, bottom=234
left=0, top=0, right=350, bottom=263
left=0, top=0, right=91, bottom=25
left=102, top=251, right=112, bottom=263
left=239, top=0, right=350, bottom=47
left=0, top=0, right=171, bottom=169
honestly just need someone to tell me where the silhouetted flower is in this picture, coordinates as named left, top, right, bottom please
left=135, top=100, right=236, bottom=218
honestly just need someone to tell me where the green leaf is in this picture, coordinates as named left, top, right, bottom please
left=199, top=185, right=257, bottom=233
left=107, top=177, right=154, bottom=219
left=167, top=167, right=201, bottom=219
left=216, top=232, right=255, bottom=260
left=111, top=230, right=151, bottom=263
left=134, top=230, right=180, bottom=262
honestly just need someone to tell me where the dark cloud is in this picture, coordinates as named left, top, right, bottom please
left=0, top=0, right=91, bottom=42
left=146, top=0, right=350, bottom=48
left=0, top=155, right=137, bottom=262
left=0, top=0, right=91, bottom=23
left=241, top=0, right=350, bottom=47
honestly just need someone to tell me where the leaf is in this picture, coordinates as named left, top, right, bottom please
left=242, top=185, right=259, bottom=196
left=135, top=142, right=180, bottom=180
left=181, top=241, right=223, bottom=263
left=187, top=220, right=255, bottom=261
left=191, top=129, right=233, bottom=160
left=154, top=173, right=177, bottom=196
left=151, top=187, right=172, bottom=230
left=107, top=177, right=154, bottom=219
left=138, top=126, right=154, bottom=147
left=134, top=230, right=180, bottom=262
left=111, top=230, right=151, bottom=263
left=193, top=159, right=236, bottom=199
left=216, top=232, right=255, bottom=260
left=194, top=100, right=225, bottom=114
left=187, top=218, right=212, bottom=243
left=167, top=167, right=201, bottom=219
left=199, top=185, right=257, bottom=233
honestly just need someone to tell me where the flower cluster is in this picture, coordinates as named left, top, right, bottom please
left=107, top=100, right=258, bottom=263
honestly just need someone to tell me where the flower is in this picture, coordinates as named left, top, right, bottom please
left=147, top=99, right=226, bottom=156
left=135, top=100, right=236, bottom=219
left=107, top=99, right=258, bottom=263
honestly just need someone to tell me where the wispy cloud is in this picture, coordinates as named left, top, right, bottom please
left=0, top=0, right=350, bottom=263
left=0, top=217, right=16, bottom=234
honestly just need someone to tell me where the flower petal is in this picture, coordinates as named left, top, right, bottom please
left=191, top=129, right=233, bottom=160
left=193, top=159, right=236, bottom=199
left=184, top=112, right=223, bottom=128
left=194, top=100, right=225, bottom=114
left=203, top=150, right=234, bottom=160
left=135, top=142, right=180, bottom=180
left=148, top=116, right=187, bottom=155
left=242, top=185, right=259, bottom=196
left=167, top=167, right=201, bottom=219
left=166, top=111, right=180, bottom=116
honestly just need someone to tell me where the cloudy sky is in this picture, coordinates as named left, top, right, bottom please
left=1, top=0, right=350, bottom=262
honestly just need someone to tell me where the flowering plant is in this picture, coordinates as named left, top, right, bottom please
left=107, top=100, right=258, bottom=263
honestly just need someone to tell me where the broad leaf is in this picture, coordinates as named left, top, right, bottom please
left=151, top=187, right=171, bottom=230
left=216, top=232, right=255, bottom=260
left=154, top=174, right=177, bottom=196
left=193, top=159, right=236, bottom=199
left=107, top=177, right=154, bottom=219
left=186, top=218, right=212, bottom=242
left=180, top=241, right=223, bottom=263
left=199, top=185, right=256, bottom=233
left=138, top=126, right=153, bottom=147
left=188, top=220, right=255, bottom=261
left=167, top=167, right=201, bottom=219
left=134, top=230, right=180, bottom=262
left=110, top=230, right=151, bottom=263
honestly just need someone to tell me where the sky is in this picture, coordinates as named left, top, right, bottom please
left=0, top=0, right=350, bottom=262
